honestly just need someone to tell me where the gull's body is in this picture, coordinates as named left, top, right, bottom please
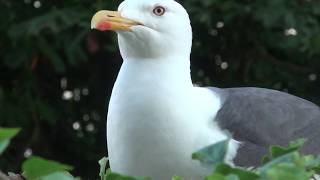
left=107, top=57, right=239, bottom=179
left=91, top=0, right=320, bottom=179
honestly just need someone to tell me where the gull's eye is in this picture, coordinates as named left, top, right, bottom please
left=153, top=6, right=166, bottom=16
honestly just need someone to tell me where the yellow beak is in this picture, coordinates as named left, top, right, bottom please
left=91, top=10, right=142, bottom=31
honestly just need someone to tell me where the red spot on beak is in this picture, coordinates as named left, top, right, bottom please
left=97, top=22, right=112, bottom=31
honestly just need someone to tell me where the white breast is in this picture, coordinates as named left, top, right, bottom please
left=107, top=59, right=238, bottom=179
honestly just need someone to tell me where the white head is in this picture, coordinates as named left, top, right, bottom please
left=91, top=0, right=192, bottom=60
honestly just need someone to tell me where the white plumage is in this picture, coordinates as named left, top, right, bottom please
left=107, top=54, right=238, bottom=179
left=92, top=0, right=320, bottom=179
left=92, top=0, right=239, bottom=179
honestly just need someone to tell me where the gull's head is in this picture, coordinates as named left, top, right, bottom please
left=91, top=0, right=192, bottom=59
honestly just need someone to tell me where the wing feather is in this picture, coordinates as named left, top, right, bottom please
left=208, top=87, right=320, bottom=166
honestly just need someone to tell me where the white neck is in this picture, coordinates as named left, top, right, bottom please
left=114, top=55, right=193, bottom=92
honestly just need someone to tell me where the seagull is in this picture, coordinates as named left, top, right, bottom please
left=91, top=0, right=320, bottom=179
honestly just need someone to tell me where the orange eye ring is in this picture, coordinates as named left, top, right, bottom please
left=153, top=6, right=166, bottom=16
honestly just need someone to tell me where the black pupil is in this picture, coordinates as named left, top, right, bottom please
left=156, top=8, right=163, bottom=14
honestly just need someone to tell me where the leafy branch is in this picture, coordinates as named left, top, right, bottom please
left=1, top=127, right=319, bottom=180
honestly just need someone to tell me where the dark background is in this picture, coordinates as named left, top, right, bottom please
left=1, top=0, right=320, bottom=179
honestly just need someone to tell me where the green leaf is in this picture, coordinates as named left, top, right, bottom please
left=42, top=172, right=76, bottom=180
left=205, top=173, right=226, bottom=180
left=305, top=155, right=320, bottom=173
left=225, top=175, right=240, bottom=180
left=288, top=139, right=306, bottom=149
left=206, top=173, right=240, bottom=180
left=99, top=157, right=109, bottom=180
left=0, top=128, right=20, bottom=155
left=265, top=163, right=313, bottom=180
left=172, top=175, right=185, bottom=180
left=106, top=169, right=149, bottom=180
left=22, top=156, right=73, bottom=180
left=0, top=128, right=21, bottom=140
left=0, top=139, right=10, bottom=155
left=192, top=139, right=230, bottom=165
left=211, top=164, right=259, bottom=180
left=270, top=146, right=296, bottom=159
left=261, top=156, right=270, bottom=165
left=262, top=139, right=306, bottom=164
left=258, top=152, right=297, bottom=174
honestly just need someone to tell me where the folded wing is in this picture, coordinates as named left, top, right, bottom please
left=208, top=87, right=320, bottom=166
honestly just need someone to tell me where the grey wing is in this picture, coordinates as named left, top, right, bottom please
left=208, top=87, right=320, bottom=167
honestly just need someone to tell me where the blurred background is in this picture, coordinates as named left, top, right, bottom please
left=1, top=0, right=320, bottom=179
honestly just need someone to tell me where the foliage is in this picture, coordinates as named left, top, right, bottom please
left=0, top=128, right=20, bottom=155
left=1, top=0, right=320, bottom=179
left=1, top=127, right=320, bottom=179
left=0, top=128, right=76, bottom=180
left=104, top=139, right=320, bottom=180
left=0, top=0, right=119, bottom=178
left=98, top=157, right=109, bottom=180
left=99, top=157, right=149, bottom=180
left=192, top=138, right=230, bottom=165
left=22, top=156, right=74, bottom=180
left=185, top=0, right=320, bottom=101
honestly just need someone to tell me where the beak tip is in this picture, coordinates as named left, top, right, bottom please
left=91, top=10, right=139, bottom=32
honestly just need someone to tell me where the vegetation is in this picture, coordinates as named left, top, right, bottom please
left=1, top=128, right=319, bottom=180
left=102, top=139, right=320, bottom=180
left=1, top=0, right=320, bottom=179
